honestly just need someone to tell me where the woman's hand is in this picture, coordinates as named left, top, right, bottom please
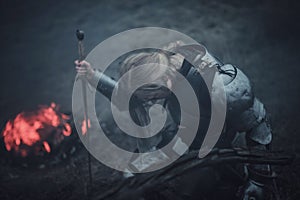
left=75, top=60, right=95, bottom=79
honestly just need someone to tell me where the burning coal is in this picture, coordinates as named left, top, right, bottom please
left=1, top=102, right=72, bottom=157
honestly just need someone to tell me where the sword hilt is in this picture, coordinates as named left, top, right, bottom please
left=76, top=29, right=85, bottom=61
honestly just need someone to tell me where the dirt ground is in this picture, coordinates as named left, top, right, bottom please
left=0, top=0, right=299, bottom=199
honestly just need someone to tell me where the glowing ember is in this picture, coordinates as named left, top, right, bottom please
left=81, top=119, right=91, bottom=135
left=1, top=102, right=72, bottom=157
left=43, top=141, right=51, bottom=153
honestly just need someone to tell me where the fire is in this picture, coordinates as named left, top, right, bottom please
left=1, top=102, right=72, bottom=157
left=81, top=119, right=91, bottom=135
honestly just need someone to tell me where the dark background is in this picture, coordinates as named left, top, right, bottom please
left=0, top=0, right=299, bottom=199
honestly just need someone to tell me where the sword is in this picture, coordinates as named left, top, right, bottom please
left=76, top=29, right=93, bottom=190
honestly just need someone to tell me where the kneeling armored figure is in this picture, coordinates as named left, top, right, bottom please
left=75, top=41, right=274, bottom=199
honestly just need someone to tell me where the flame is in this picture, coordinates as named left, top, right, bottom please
left=81, top=119, right=91, bottom=135
left=1, top=102, right=72, bottom=157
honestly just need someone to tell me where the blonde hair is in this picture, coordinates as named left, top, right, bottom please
left=119, top=41, right=185, bottom=98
